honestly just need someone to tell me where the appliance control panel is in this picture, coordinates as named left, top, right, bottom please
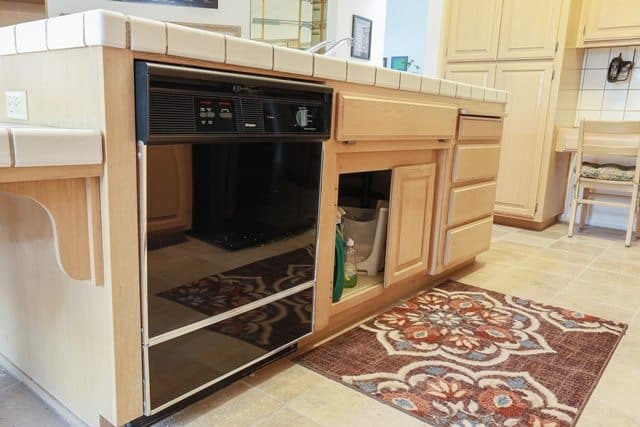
left=194, top=97, right=236, bottom=132
left=263, top=102, right=326, bottom=134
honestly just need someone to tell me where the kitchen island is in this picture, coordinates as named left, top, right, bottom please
left=0, top=10, right=507, bottom=426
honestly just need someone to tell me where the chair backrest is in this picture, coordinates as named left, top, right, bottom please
left=577, top=120, right=640, bottom=182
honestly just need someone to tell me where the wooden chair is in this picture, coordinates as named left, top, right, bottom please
left=568, top=120, right=640, bottom=247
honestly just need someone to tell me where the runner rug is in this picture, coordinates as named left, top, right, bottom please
left=296, top=280, right=626, bottom=426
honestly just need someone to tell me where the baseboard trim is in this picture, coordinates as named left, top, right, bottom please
left=493, top=214, right=558, bottom=231
left=0, top=352, right=89, bottom=427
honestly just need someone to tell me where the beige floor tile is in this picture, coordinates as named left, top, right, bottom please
left=0, top=384, right=69, bottom=427
left=251, top=408, right=323, bottom=427
left=516, top=226, right=568, bottom=240
left=488, top=267, right=571, bottom=301
left=577, top=400, right=640, bottom=427
left=569, top=270, right=640, bottom=308
left=490, top=240, right=544, bottom=255
left=497, top=232, right=557, bottom=248
left=549, top=239, right=607, bottom=256
left=159, top=381, right=284, bottom=427
left=552, top=292, right=636, bottom=324
left=517, top=256, right=588, bottom=279
left=529, top=247, right=598, bottom=265
left=588, top=358, right=640, bottom=419
left=590, top=257, right=640, bottom=276
left=286, top=379, right=427, bottom=427
left=243, top=359, right=324, bottom=402
left=475, top=247, right=530, bottom=266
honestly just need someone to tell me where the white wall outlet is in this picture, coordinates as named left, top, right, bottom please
left=5, top=90, right=28, bottom=120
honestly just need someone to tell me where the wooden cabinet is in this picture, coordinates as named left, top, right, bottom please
left=448, top=181, right=497, bottom=226
left=494, top=61, right=553, bottom=218
left=444, top=216, right=493, bottom=266
left=444, top=63, right=496, bottom=87
left=384, top=163, right=436, bottom=286
left=452, top=144, right=501, bottom=183
left=446, top=0, right=502, bottom=62
left=581, top=0, right=640, bottom=44
left=147, top=145, right=193, bottom=233
left=497, top=0, right=562, bottom=60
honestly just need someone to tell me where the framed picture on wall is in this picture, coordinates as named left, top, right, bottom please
left=390, top=56, right=409, bottom=71
left=351, top=15, right=372, bottom=60
left=111, top=0, right=219, bottom=8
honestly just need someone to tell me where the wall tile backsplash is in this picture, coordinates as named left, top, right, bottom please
left=576, top=46, right=640, bottom=124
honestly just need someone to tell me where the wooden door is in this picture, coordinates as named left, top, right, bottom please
left=384, top=163, right=436, bottom=286
left=497, top=0, right=562, bottom=60
left=494, top=62, right=554, bottom=218
left=147, top=145, right=193, bottom=233
left=446, top=0, right=502, bottom=62
left=445, top=62, right=496, bottom=87
left=582, top=0, right=640, bottom=42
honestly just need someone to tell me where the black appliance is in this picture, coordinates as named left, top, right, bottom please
left=135, top=62, right=331, bottom=416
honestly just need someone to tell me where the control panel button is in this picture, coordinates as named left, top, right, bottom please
left=295, top=107, right=309, bottom=127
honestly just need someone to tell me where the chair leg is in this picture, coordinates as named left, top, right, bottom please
left=568, top=182, right=581, bottom=238
left=579, top=188, right=591, bottom=231
left=627, top=187, right=639, bottom=247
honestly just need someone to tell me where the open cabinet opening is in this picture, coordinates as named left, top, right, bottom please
left=335, top=170, right=392, bottom=302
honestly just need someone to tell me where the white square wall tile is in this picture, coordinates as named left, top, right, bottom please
left=602, top=90, right=627, bottom=110
left=0, top=129, right=11, bottom=167
left=375, top=67, right=400, bottom=89
left=313, top=55, right=346, bottom=81
left=576, top=110, right=601, bottom=125
left=15, top=19, right=47, bottom=53
left=167, top=23, right=225, bottom=62
left=226, top=37, right=273, bottom=70
left=581, top=69, right=606, bottom=90
left=129, top=16, right=167, bottom=54
left=600, top=110, right=624, bottom=120
left=578, top=90, right=604, bottom=110
left=585, top=47, right=611, bottom=69
left=46, top=13, right=85, bottom=50
left=626, top=90, right=640, bottom=110
left=11, top=128, right=103, bottom=167
left=624, top=111, right=640, bottom=120
left=0, top=26, right=16, bottom=55
left=399, top=72, right=421, bottom=92
left=84, top=9, right=127, bottom=48
left=420, top=76, right=440, bottom=94
left=273, top=46, right=313, bottom=75
left=629, top=69, right=640, bottom=89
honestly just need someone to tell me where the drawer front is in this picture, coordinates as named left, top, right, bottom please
left=458, top=116, right=503, bottom=140
left=448, top=181, right=497, bottom=226
left=452, top=144, right=500, bottom=183
left=444, top=216, right=493, bottom=266
left=336, top=93, right=458, bottom=141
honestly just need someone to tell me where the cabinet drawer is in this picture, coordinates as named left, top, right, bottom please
left=448, top=181, right=496, bottom=226
left=458, top=116, right=503, bottom=140
left=452, top=144, right=500, bottom=183
left=336, top=93, right=458, bottom=141
left=444, top=216, right=493, bottom=266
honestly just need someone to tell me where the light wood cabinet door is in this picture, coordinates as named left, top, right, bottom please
left=582, top=0, right=640, bottom=43
left=445, top=63, right=496, bottom=87
left=497, top=0, right=562, bottom=60
left=446, top=0, right=502, bottom=62
left=494, top=61, right=553, bottom=218
left=384, top=163, right=436, bottom=287
left=147, top=145, right=193, bottom=233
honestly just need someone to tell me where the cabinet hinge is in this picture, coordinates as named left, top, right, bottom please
left=534, top=203, right=539, bottom=214
left=554, top=41, right=559, bottom=53
left=551, top=69, right=556, bottom=81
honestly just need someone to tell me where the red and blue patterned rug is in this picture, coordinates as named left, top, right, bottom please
left=297, top=280, right=626, bottom=426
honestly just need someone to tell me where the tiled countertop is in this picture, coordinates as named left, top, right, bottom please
left=0, top=10, right=509, bottom=105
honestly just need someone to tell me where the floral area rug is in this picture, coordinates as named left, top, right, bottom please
left=158, top=246, right=314, bottom=349
left=296, top=280, right=626, bottom=426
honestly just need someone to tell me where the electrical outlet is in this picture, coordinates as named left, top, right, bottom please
left=5, top=90, right=28, bottom=120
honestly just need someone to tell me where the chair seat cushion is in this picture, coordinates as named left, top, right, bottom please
left=581, top=162, right=635, bottom=181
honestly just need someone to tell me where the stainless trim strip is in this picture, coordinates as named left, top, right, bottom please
left=458, top=108, right=505, bottom=119
left=147, top=281, right=315, bottom=347
left=146, top=332, right=311, bottom=415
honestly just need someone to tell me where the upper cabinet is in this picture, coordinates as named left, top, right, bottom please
left=446, top=0, right=502, bottom=62
left=445, top=0, right=563, bottom=63
left=497, top=0, right=562, bottom=60
left=445, top=63, right=497, bottom=87
left=579, top=0, right=640, bottom=45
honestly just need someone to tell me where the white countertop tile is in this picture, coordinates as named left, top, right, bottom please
left=225, top=37, right=273, bottom=70
left=496, top=90, right=508, bottom=103
left=421, top=76, right=441, bottom=95
left=130, top=16, right=167, bottom=54
left=470, top=85, right=484, bottom=101
left=484, top=88, right=498, bottom=102
left=0, top=26, right=16, bottom=55
left=456, top=82, right=472, bottom=99
left=15, top=19, right=47, bottom=53
left=313, top=55, right=347, bottom=81
left=439, top=79, right=457, bottom=97
left=273, top=46, right=313, bottom=75
left=167, top=23, right=225, bottom=62
left=11, top=128, right=102, bottom=167
left=375, top=67, right=400, bottom=89
left=83, top=9, right=127, bottom=49
left=47, top=14, right=85, bottom=50
left=346, top=61, right=376, bottom=85
left=399, top=72, right=421, bottom=92
left=0, top=129, right=10, bottom=167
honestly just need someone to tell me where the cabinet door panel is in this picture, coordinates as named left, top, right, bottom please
left=444, top=216, right=493, bottom=266
left=583, top=0, right=640, bottom=42
left=498, top=0, right=562, bottom=60
left=384, top=163, right=436, bottom=286
left=494, top=62, right=553, bottom=218
left=446, top=0, right=501, bottom=62
left=445, top=63, right=496, bottom=87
